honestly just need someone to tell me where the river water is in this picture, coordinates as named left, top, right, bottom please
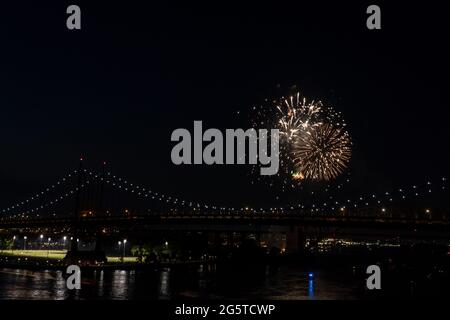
left=0, top=264, right=361, bottom=300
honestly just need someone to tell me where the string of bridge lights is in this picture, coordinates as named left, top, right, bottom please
left=0, top=169, right=106, bottom=217
left=274, top=177, right=447, bottom=213
left=1, top=177, right=96, bottom=219
left=100, top=171, right=227, bottom=212
left=0, top=169, right=78, bottom=214
left=94, top=170, right=448, bottom=214
left=1, top=180, right=97, bottom=218
left=1, top=166, right=447, bottom=217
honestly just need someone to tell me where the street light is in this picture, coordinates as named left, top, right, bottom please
left=47, top=237, right=51, bottom=258
left=117, top=241, right=122, bottom=261
left=23, top=236, right=27, bottom=250
left=40, top=234, right=44, bottom=249
left=123, top=239, right=127, bottom=261
left=63, top=236, right=67, bottom=250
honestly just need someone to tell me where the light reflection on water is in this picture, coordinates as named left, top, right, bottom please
left=308, top=279, right=314, bottom=299
left=0, top=265, right=359, bottom=300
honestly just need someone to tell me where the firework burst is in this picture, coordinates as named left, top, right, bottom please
left=292, top=123, right=352, bottom=181
left=250, top=91, right=351, bottom=187
left=275, top=92, right=323, bottom=141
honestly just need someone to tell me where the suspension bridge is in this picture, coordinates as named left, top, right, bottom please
left=0, top=160, right=449, bottom=262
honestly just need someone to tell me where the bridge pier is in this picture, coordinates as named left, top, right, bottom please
left=64, top=232, right=107, bottom=266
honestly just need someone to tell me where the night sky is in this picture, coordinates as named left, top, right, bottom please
left=1, top=1, right=449, bottom=209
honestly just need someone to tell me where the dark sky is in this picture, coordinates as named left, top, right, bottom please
left=1, top=1, right=449, bottom=208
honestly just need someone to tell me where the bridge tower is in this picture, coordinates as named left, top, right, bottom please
left=70, top=157, right=83, bottom=252
left=64, top=158, right=107, bottom=265
left=93, top=161, right=107, bottom=254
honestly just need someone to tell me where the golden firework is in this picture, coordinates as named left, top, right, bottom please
left=292, top=123, right=351, bottom=181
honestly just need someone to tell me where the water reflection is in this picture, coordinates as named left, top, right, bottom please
left=111, top=270, right=129, bottom=298
left=158, top=269, right=170, bottom=298
left=97, top=270, right=104, bottom=297
left=308, top=280, right=314, bottom=299
left=0, top=265, right=359, bottom=300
